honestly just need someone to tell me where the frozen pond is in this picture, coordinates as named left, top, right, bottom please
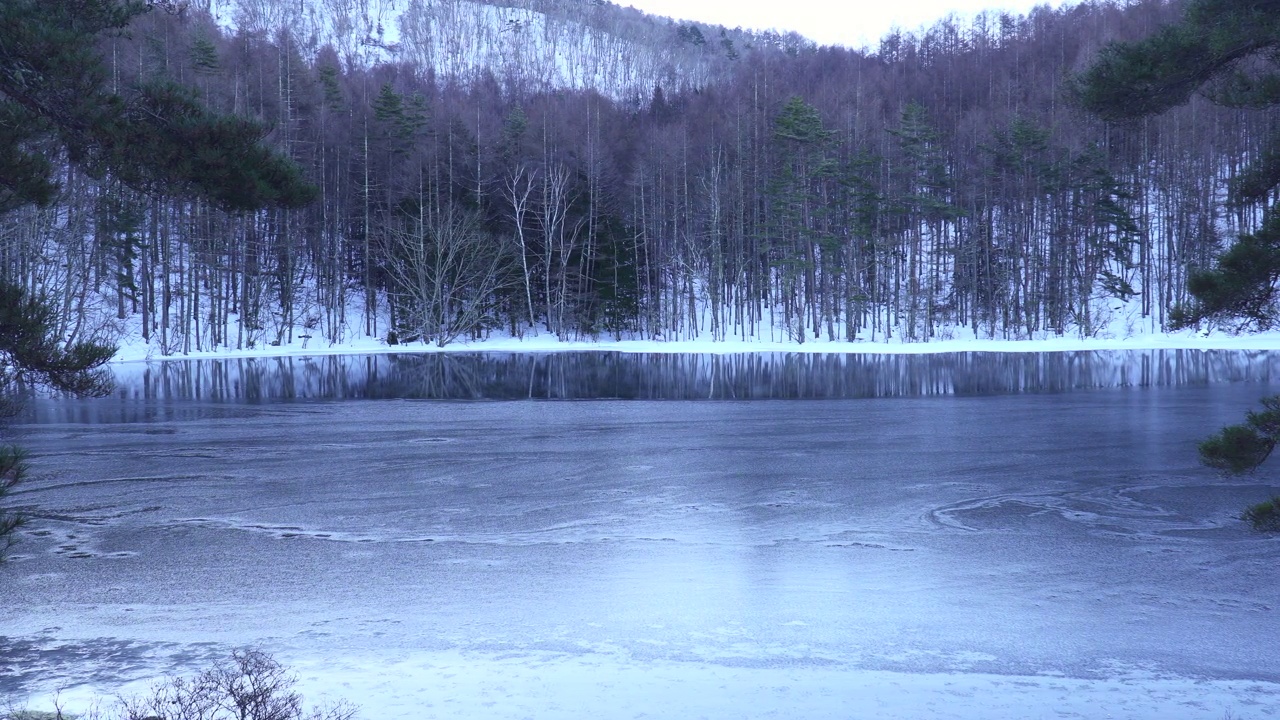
left=3, top=350, right=1280, bottom=719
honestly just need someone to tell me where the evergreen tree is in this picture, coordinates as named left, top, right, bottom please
left=0, top=0, right=316, bottom=212
left=887, top=102, right=958, bottom=339
left=1198, top=396, right=1280, bottom=531
left=1079, top=0, right=1280, bottom=532
left=0, top=0, right=318, bottom=558
left=190, top=34, right=221, bottom=75
left=0, top=282, right=115, bottom=398
left=1200, top=396, right=1280, bottom=475
left=317, top=64, right=346, bottom=112
left=1077, top=0, right=1280, bottom=329
left=0, top=278, right=116, bottom=559
left=0, top=446, right=26, bottom=559
left=768, top=96, right=837, bottom=340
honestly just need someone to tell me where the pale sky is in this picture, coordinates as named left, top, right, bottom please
left=623, top=0, right=1077, bottom=50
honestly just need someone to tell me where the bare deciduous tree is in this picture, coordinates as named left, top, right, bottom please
left=382, top=204, right=513, bottom=347
left=504, top=163, right=539, bottom=329
left=117, top=649, right=356, bottom=720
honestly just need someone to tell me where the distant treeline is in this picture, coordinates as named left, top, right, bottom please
left=1, top=0, right=1267, bottom=352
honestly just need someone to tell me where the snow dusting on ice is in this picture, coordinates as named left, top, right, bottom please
left=5, top=344, right=1280, bottom=720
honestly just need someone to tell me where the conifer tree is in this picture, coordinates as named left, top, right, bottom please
left=0, top=0, right=317, bottom=558
left=0, top=280, right=117, bottom=559
left=0, top=0, right=316, bottom=213
left=768, top=97, right=836, bottom=341
left=1197, top=396, right=1280, bottom=531
left=1079, top=0, right=1280, bottom=531
left=1077, top=0, right=1280, bottom=329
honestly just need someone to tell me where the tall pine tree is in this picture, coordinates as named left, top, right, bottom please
left=0, top=0, right=316, bottom=213
left=1077, top=0, right=1280, bottom=329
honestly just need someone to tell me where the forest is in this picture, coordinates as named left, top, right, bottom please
left=1, top=0, right=1273, bottom=353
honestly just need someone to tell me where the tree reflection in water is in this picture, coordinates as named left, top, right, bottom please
left=81, top=349, right=1280, bottom=405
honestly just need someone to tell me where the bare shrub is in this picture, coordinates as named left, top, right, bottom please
left=382, top=203, right=514, bottom=347
left=116, top=650, right=355, bottom=720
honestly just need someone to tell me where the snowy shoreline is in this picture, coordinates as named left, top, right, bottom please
left=108, top=327, right=1280, bottom=364
left=21, top=656, right=1280, bottom=720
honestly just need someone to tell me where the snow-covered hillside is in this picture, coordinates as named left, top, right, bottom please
left=199, top=0, right=776, bottom=95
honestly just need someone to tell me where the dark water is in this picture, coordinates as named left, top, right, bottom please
left=66, top=349, right=1280, bottom=407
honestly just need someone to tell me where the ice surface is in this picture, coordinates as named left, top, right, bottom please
left=3, top=352, right=1279, bottom=719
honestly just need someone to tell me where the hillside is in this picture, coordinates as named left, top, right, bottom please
left=198, top=0, right=794, bottom=95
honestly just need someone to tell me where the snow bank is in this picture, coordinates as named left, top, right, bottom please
left=23, top=653, right=1275, bottom=720
left=109, top=325, right=1280, bottom=364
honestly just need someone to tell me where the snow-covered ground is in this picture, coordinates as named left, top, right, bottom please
left=21, top=658, right=1280, bottom=720
left=4, top=369, right=1279, bottom=719
left=107, top=324, right=1280, bottom=363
